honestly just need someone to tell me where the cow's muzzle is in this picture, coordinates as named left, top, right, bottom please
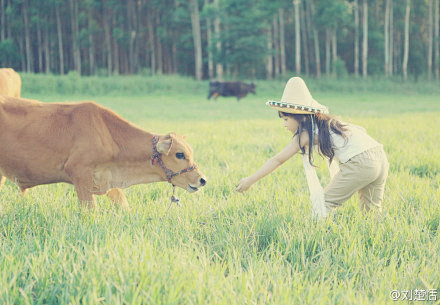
left=187, top=177, right=206, bottom=193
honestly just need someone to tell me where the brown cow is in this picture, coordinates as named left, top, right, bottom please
left=0, top=68, right=21, bottom=97
left=0, top=96, right=206, bottom=209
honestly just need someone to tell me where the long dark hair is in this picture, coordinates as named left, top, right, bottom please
left=279, top=111, right=348, bottom=166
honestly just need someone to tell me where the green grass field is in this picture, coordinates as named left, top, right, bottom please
left=1, top=75, right=439, bottom=304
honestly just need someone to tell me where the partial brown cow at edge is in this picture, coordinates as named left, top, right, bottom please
left=0, top=96, right=206, bottom=210
left=0, top=68, right=21, bottom=97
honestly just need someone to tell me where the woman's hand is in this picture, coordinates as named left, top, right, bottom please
left=235, top=136, right=301, bottom=193
left=235, top=177, right=254, bottom=192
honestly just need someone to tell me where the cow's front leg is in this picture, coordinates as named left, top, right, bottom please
left=106, top=188, right=130, bottom=211
left=65, top=165, right=97, bottom=209
left=74, top=180, right=97, bottom=209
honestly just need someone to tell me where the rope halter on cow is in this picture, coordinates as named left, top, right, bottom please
left=150, top=135, right=198, bottom=184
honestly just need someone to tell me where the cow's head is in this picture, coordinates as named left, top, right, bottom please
left=154, top=133, right=206, bottom=192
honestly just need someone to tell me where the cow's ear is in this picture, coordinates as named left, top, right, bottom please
left=157, top=134, right=173, bottom=155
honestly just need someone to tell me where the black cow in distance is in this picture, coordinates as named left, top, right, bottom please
left=207, top=81, right=256, bottom=101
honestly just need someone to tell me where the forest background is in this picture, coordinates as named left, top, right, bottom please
left=0, top=0, right=439, bottom=82
left=1, top=1, right=440, bottom=304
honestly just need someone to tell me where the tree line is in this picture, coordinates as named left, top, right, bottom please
left=0, top=0, right=439, bottom=81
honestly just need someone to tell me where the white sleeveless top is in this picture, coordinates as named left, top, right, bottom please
left=305, top=123, right=381, bottom=218
left=329, top=123, right=381, bottom=163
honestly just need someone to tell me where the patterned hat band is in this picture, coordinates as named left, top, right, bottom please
left=266, top=100, right=328, bottom=114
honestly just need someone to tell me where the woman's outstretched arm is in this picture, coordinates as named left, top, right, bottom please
left=236, top=132, right=308, bottom=192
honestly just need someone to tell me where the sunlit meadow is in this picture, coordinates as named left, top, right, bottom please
left=0, top=74, right=439, bottom=304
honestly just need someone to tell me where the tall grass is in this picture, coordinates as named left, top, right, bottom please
left=1, top=74, right=439, bottom=304
left=20, top=72, right=209, bottom=96
left=20, top=72, right=440, bottom=97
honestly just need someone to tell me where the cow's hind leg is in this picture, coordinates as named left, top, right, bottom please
left=106, top=188, right=130, bottom=211
left=20, top=186, right=28, bottom=196
left=0, top=176, right=5, bottom=191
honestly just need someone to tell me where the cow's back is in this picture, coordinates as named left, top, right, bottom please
left=222, top=82, right=241, bottom=96
left=0, top=68, right=21, bottom=97
left=0, top=96, right=115, bottom=189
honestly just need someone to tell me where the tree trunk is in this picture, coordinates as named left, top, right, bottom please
left=266, top=24, right=273, bottom=79
left=135, top=1, right=142, bottom=73
left=354, top=0, right=359, bottom=77
left=223, top=24, right=232, bottom=76
left=389, top=0, right=394, bottom=75
left=206, top=20, right=214, bottom=78
left=18, top=36, right=25, bottom=70
left=23, top=0, right=33, bottom=72
left=325, top=28, right=330, bottom=76
left=6, top=0, right=10, bottom=38
left=189, top=0, right=203, bottom=80
left=103, top=6, right=112, bottom=76
left=37, top=20, right=43, bottom=73
left=112, top=13, right=119, bottom=75
left=69, top=0, right=81, bottom=75
left=435, top=0, right=439, bottom=80
left=362, top=0, right=368, bottom=79
left=279, top=9, right=286, bottom=77
left=427, top=0, right=433, bottom=81
left=1, top=0, right=5, bottom=40
left=88, top=10, right=96, bottom=75
left=127, top=0, right=136, bottom=74
left=205, top=0, right=214, bottom=79
left=55, top=4, right=64, bottom=74
left=305, top=1, right=315, bottom=76
left=146, top=10, right=155, bottom=75
left=384, top=0, right=390, bottom=77
left=213, top=0, right=223, bottom=79
left=44, top=23, right=50, bottom=73
left=172, top=41, right=178, bottom=74
left=310, top=0, right=320, bottom=78
left=300, top=2, right=309, bottom=75
left=170, top=0, right=178, bottom=74
left=155, top=14, right=163, bottom=74
left=273, top=14, right=280, bottom=77
left=294, top=0, right=301, bottom=74
left=403, top=0, right=410, bottom=81
left=332, top=29, right=337, bottom=77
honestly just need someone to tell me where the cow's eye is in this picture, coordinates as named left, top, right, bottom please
left=176, top=153, right=186, bottom=160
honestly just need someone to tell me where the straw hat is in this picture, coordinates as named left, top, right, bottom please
left=266, top=77, right=329, bottom=114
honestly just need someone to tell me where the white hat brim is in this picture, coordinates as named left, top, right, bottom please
left=267, top=77, right=329, bottom=114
